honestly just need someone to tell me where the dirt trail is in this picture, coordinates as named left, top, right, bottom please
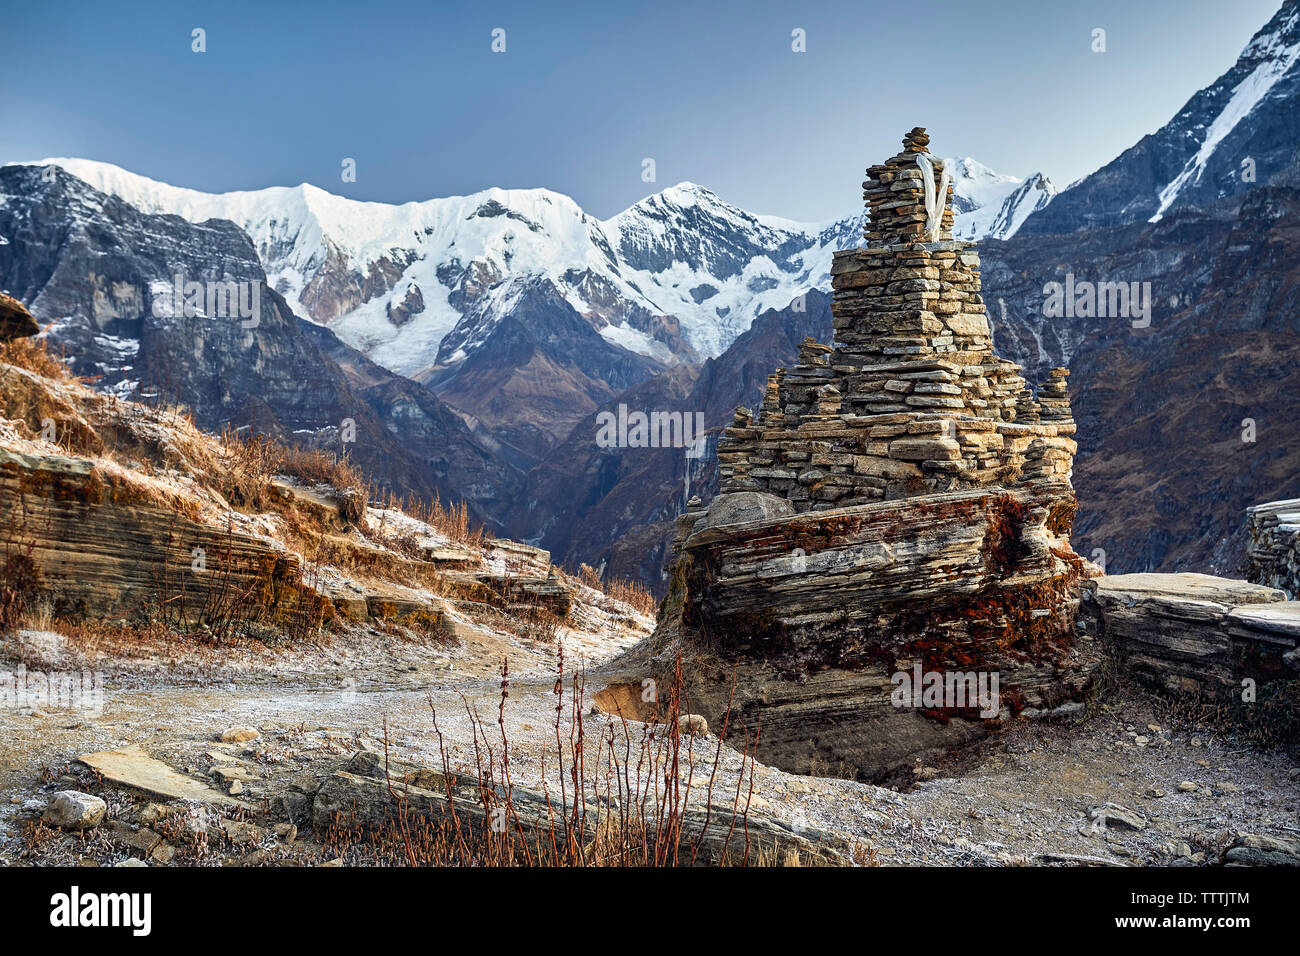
left=1, top=624, right=1296, bottom=866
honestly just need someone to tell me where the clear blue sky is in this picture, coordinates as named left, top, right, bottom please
left=0, top=0, right=1282, bottom=220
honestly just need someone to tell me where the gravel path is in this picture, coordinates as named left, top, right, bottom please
left=2, top=624, right=1296, bottom=866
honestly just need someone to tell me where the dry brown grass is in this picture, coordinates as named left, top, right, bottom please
left=378, top=490, right=487, bottom=549
left=272, top=445, right=368, bottom=517
left=0, top=335, right=103, bottom=455
left=0, top=334, right=70, bottom=382
left=316, top=652, right=801, bottom=867
left=1097, top=643, right=1300, bottom=761
left=577, top=563, right=658, bottom=617
left=1146, top=677, right=1300, bottom=760
left=218, top=430, right=368, bottom=521
left=45, top=616, right=271, bottom=662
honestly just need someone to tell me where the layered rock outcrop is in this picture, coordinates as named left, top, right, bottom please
left=614, top=131, right=1094, bottom=782
left=0, top=445, right=333, bottom=629
left=0, top=440, right=583, bottom=634
left=1082, top=573, right=1300, bottom=700
left=1081, top=570, right=1299, bottom=755
left=1246, top=499, right=1300, bottom=598
left=0, top=348, right=585, bottom=638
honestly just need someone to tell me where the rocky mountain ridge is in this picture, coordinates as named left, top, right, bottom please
left=24, top=155, right=1054, bottom=376
left=1020, top=0, right=1300, bottom=235
left=0, top=165, right=520, bottom=525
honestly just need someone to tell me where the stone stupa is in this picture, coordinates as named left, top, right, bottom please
left=716, top=127, right=1076, bottom=510
left=610, top=130, right=1095, bottom=783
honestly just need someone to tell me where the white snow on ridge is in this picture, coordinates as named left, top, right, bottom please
left=14, top=155, right=1053, bottom=373
left=1151, top=10, right=1300, bottom=222
left=32, top=158, right=675, bottom=373
left=599, top=182, right=855, bottom=358
left=947, top=157, right=1057, bottom=241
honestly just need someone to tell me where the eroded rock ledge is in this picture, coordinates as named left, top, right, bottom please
left=1083, top=572, right=1300, bottom=708
left=656, top=485, right=1092, bottom=780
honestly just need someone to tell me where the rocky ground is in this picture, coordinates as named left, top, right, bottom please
left=2, top=618, right=1295, bottom=867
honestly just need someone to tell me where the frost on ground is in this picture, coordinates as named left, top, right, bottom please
left=1, top=613, right=1296, bottom=867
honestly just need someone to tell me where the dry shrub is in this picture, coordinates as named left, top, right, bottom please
left=1149, top=677, right=1300, bottom=760
left=576, top=563, right=657, bottom=617
left=0, top=339, right=102, bottom=455
left=271, top=443, right=368, bottom=502
left=317, top=651, right=796, bottom=867
left=377, top=489, right=487, bottom=548
left=216, top=429, right=370, bottom=528
left=0, top=333, right=70, bottom=382
left=577, top=563, right=601, bottom=589
left=603, top=577, right=658, bottom=617
left=0, top=535, right=41, bottom=635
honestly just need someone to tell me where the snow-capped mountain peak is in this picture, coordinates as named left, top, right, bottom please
left=652, top=180, right=716, bottom=206
left=947, top=156, right=1058, bottom=240
left=1020, top=0, right=1300, bottom=235
left=1151, top=4, right=1300, bottom=221
left=15, top=155, right=1054, bottom=376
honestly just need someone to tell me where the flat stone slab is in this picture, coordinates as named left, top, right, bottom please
left=1246, top=497, right=1300, bottom=517
left=489, top=539, right=550, bottom=561
left=79, top=744, right=247, bottom=806
left=1228, top=602, right=1300, bottom=637
left=1094, top=573, right=1287, bottom=606
left=418, top=545, right=478, bottom=565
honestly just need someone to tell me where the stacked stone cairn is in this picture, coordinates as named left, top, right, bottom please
left=717, top=128, right=1077, bottom=509
left=623, top=131, right=1095, bottom=782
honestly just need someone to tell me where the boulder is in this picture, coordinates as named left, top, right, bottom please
left=0, top=447, right=326, bottom=625
left=625, top=486, right=1095, bottom=782
left=42, top=791, right=106, bottom=830
left=220, top=726, right=260, bottom=743
left=698, top=492, right=795, bottom=531
left=1090, top=572, right=1285, bottom=607
left=0, top=293, right=39, bottom=341
left=1224, top=833, right=1300, bottom=866
left=1088, top=803, right=1147, bottom=831
left=342, top=748, right=447, bottom=791
left=679, top=714, right=709, bottom=736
